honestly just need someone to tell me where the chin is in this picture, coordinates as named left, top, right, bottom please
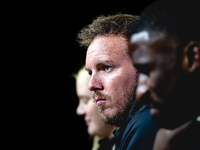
left=87, top=126, right=94, bottom=135
left=88, top=129, right=95, bottom=136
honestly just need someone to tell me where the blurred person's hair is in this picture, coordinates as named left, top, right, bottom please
left=74, top=65, right=90, bottom=87
left=131, top=0, right=200, bottom=52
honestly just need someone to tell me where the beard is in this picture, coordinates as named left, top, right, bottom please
left=93, top=85, right=136, bottom=127
left=98, top=98, right=134, bottom=127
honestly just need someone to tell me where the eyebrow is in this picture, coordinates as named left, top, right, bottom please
left=96, top=60, right=114, bottom=66
left=86, top=60, right=114, bottom=71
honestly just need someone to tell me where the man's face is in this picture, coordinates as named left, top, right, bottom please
left=86, top=35, right=138, bottom=126
left=129, top=31, right=188, bottom=128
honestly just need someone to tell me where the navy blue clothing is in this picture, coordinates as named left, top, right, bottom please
left=114, top=101, right=160, bottom=150
left=98, top=137, right=117, bottom=150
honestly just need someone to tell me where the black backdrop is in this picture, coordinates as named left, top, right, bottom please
left=12, top=0, right=156, bottom=149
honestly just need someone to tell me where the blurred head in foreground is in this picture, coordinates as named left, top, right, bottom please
left=129, top=0, right=200, bottom=129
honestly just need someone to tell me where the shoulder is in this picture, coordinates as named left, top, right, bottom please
left=127, top=107, right=159, bottom=133
left=121, top=107, right=160, bottom=150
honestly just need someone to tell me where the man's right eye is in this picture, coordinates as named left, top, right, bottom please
left=103, top=65, right=112, bottom=71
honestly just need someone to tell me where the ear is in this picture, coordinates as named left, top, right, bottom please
left=182, top=41, right=200, bottom=73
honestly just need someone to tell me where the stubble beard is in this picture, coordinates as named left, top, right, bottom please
left=99, top=97, right=134, bottom=127
left=93, top=86, right=136, bottom=127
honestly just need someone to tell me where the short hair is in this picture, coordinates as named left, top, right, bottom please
left=132, top=0, right=200, bottom=49
left=77, top=14, right=139, bottom=48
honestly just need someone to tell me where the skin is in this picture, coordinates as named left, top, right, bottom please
left=86, top=35, right=138, bottom=126
left=76, top=80, right=115, bottom=138
left=129, top=31, right=200, bottom=129
left=153, top=121, right=194, bottom=150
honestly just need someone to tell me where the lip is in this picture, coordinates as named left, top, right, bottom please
left=95, top=98, right=106, bottom=106
left=85, top=119, right=91, bottom=126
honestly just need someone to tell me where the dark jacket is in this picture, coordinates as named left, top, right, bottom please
left=114, top=100, right=160, bottom=150
left=98, top=137, right=116, bottom=150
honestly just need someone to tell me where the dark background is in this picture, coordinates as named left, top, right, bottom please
left=12, top=0, right=156, bottom=149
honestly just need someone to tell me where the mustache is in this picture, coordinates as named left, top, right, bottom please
left=92, top=91, right=110, bottom=102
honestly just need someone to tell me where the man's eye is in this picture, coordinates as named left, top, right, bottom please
left=103, top=65, right=111, bottom=71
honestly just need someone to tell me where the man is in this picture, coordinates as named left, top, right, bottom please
left=77, top=14, right=159, bottom=150
left=129, top=0, right=200, bottom=149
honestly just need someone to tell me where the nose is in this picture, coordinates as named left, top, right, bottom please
left=136, top=73, right=150, bottom=103
left=88, top=74, right=103, bottom=91
left=76, top=102, right=85, bottom=116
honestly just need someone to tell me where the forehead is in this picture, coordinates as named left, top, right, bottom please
left=129, top=31, right=154, bottom=64
left=130, top=31, right=177, bottom=62
left=130, top=31, right=150, bottom=43
left=86, top=35, right=128, bottom=65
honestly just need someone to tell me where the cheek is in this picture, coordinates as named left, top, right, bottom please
left=151, top=71, right=171, bottom=94
left=117, top=68, right=137, bottom=89
left=148, top=70, right=173, bottom=104
left=107, top=68, right=137, bottom=101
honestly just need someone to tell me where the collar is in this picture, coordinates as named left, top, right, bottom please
left=113, top=100, right=147, bottom=139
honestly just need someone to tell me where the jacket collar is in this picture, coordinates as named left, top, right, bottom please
left=113, top=100, right=147, bottom=140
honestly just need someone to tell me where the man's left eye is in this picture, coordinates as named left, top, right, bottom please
left=103, top=66, right=111, bottom=71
